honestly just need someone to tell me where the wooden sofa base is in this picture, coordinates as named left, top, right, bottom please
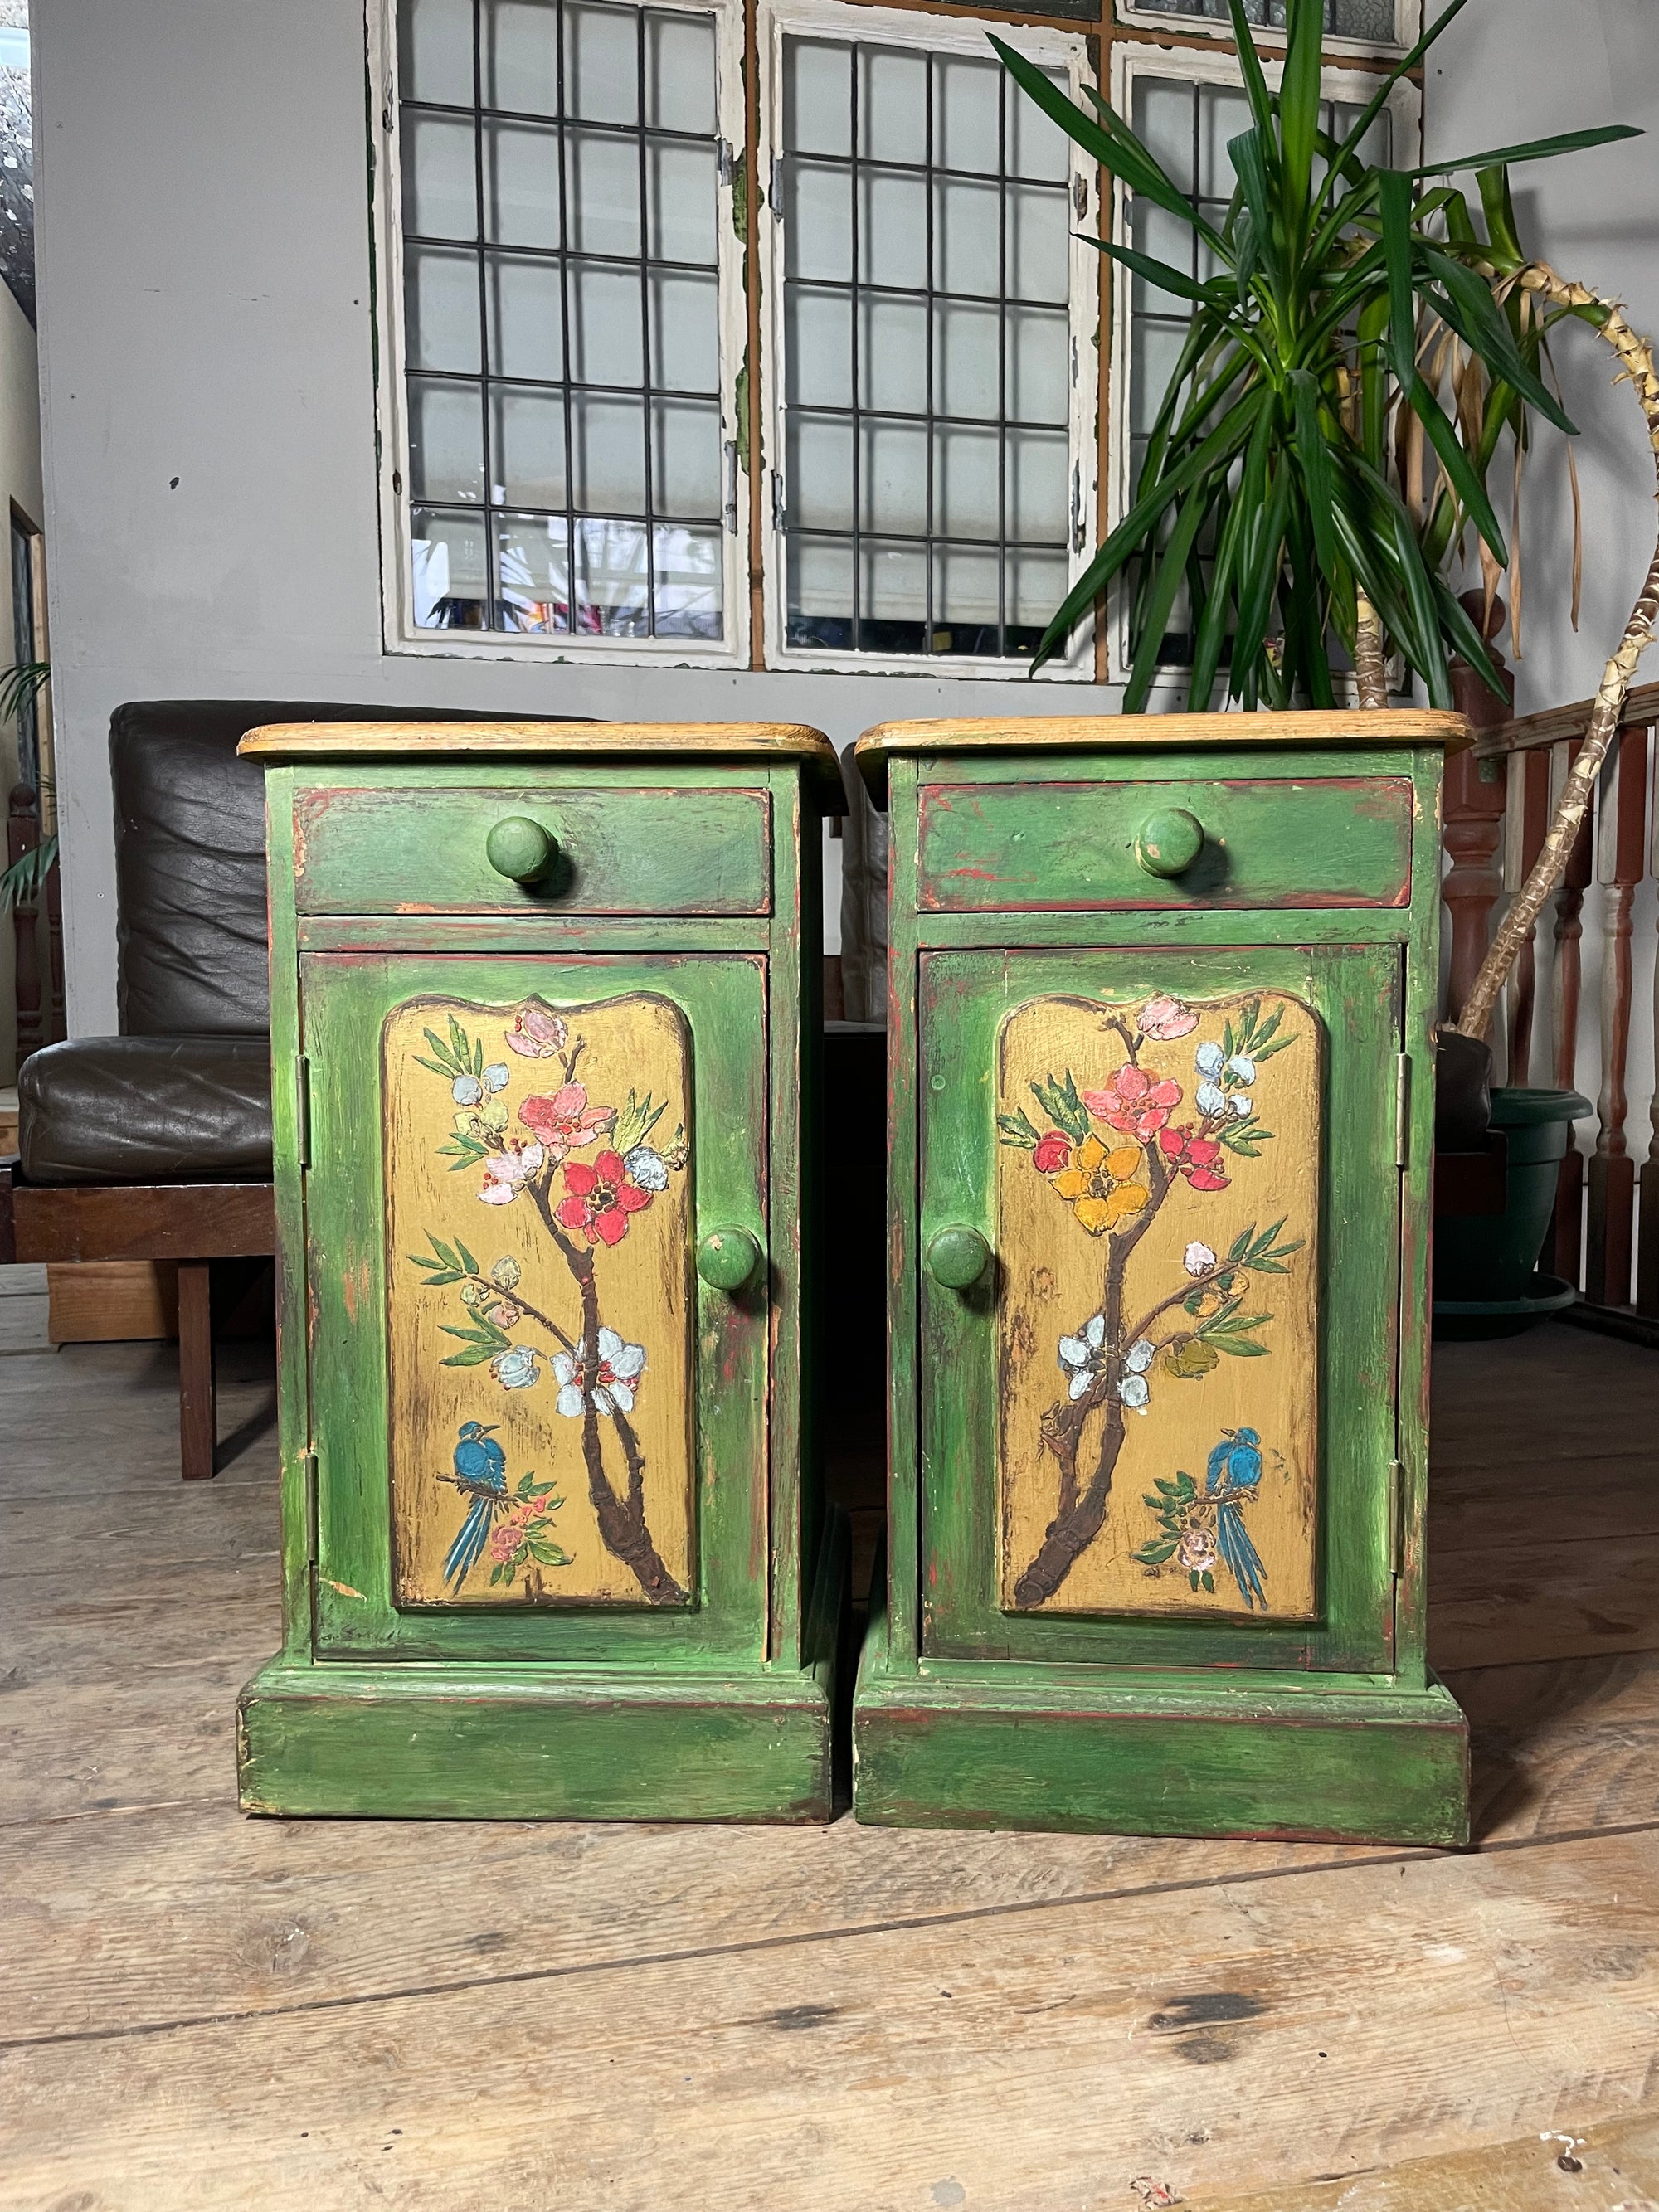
left=852, top=1609, right=1470, bottom=1846
left=0, top=1160, right=275, bottom=1480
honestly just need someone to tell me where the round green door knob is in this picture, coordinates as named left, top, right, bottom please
left=926, top=1225, right=992, bottom=1290
left=696, top=1226, right=762, bottom=1292
left=1134, top=806, right=1205, bottom=878
left=485, top=815, right=559, bottom=884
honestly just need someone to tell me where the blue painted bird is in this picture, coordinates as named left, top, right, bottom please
left=1205, top=1425, right=1267, bottom=1611
left=443, top=1419, right=508, bottom=1591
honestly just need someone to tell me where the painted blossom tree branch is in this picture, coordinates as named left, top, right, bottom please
left=1453, top=265, right=1659, bottom=1042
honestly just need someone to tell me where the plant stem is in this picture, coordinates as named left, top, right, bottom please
left=1354, top=591, right=1389, bottom=707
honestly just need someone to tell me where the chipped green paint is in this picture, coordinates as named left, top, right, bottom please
left=854, top=722, right=1470, bottom=1846
left=240, top=741, right=844, bottom=1821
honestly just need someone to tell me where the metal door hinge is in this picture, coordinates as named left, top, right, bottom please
left=1386, top=1459, right=1405, bottom=1577
left=1394, top=1052, right=1410, bottom=1169
left=302, top=1448, right=319, bottom=1565
left=294, top=1053, right=313, bottom=1169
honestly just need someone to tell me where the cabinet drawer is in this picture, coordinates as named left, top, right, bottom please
left=292, top=783, right=771, bottom=916
left=917, top=777, right=1413, bottom=912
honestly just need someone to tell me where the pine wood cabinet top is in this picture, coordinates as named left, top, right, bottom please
left=854, top=709, right=1471, bottom=800
left=239, top=720, right=844, bottom=800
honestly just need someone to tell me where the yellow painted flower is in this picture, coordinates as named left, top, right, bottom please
left=1049, top=1133, right=1150, bottom=1235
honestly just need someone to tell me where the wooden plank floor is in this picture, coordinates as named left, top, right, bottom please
left=2, top=1321, right=1658, bottom=2210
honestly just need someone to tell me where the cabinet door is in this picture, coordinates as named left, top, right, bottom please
left=919, top=945, right=1402, bottom=1672
left=300, top=951, right=769, bottom=1664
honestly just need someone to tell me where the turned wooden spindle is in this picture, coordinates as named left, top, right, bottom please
left=1640, top=751, right=1659, bottom=1315
left=1584, top=722, right=1648, bottom=1306
left=1445, top=593, right=1515, bottom=1031
left=1550, top=738, right=1596, bottom=1285
left=1503, top=747, right=1552, bottom=1084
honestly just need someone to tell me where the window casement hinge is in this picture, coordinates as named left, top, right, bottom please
left=771, top=469, right=786, bottom=534
left=1394, top=1051, right=1410, bottom=1170
left=717, top=137, right=735, bottom=187
left=295, top=1053, right=312, bottom=1169
left=1070, top=462, right=1085, bottom=553
left=1073, top=170, right=1089, bottom=221
left=770, top=154, right=785, bottom=216
left=722, top=440, right=739, bottom=533
left=1386, top=1459, right=1405, bottom=1578
left=302, top=1448, right=319, bottom=1566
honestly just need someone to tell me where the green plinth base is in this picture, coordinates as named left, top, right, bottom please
left=852, top=1611, right=1470, bottom=1847
left=239, top=1519, right=846, bottom=1824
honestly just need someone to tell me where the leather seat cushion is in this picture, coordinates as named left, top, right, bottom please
left=18, top=1035, right=272, bottom=1184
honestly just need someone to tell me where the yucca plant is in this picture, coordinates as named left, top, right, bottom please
left=0, top=658, right=54, bottom=913
left=994, top=0, right=1638, bottom=707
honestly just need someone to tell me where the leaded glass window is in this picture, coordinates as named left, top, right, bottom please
left=774, top=33, right=1084, bottom=664
left=1126, top=0, right=1403, bottom=41
left=395, top=0, right=733, bottom=641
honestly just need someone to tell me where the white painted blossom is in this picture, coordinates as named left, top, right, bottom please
left=1058, top=1314, right=1107, bottom=1401
left=1184, top=1242, right=1216, bottom=1276
left=452, top=1072, right=484, bottom=1106
left=1196, top=1081, right=1228, bottom=1116
left=623, top=1144, right=669, bottom=1193
left=1194, top=1040, right=1225, bottom=1078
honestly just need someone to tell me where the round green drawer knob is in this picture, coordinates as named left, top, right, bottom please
left=696, top=1226, right=762, bottom=1293
left=926, top=1225, right=992, bottom=1290
left=1134, top=806, right=1205, bottom=879
left=485, top=815, right=559, bottom=885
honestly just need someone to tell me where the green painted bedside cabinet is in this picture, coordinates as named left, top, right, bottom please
left=235, top=720, right=847, bottom=1821
left=851, top=711, right=1472, bottom=1847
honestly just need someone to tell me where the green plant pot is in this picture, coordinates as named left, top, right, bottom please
left=1433, top=1087, right=1593, bottom=1334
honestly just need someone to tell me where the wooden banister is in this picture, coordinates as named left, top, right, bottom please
left=1473, top=678, right=1659, bottom=759
left=1585, top=724, right=1647, bottom=1305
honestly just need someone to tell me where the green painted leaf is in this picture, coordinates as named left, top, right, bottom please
left=997, top=1109, right=1044, bottom=1150
left=1201, top=1570, right=1216, bottom=1592
left=1214, top=1337, right=1271, bottom=1357
left=1133, top=1539, right=1180, bottom=1565
left=455, top=1240, right=479, bottom=1278
left=441, top=1344, right=499, bottom=1368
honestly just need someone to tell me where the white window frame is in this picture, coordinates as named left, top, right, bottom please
left=1117, top=0, right=1421, bottom=58
left=755, top=0, right=1101, bottom=682
left=368, top=0, right=754, bottom=665
left=1107, top=37, right=1421, bottom=688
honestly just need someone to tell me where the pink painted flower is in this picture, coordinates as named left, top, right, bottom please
left=1137, top=995, right=1199, bottom=1042
left=505, top=1004, right=568, bottom=1058
left=1176, top=1523, right=1219, bottom=1573
left=1082, top=1064, right=1183, bottom=1141
left=518, top=1081, right=615, bottom=1160
left=477, top=1138, right=546, bottom=1206
left=1159, top=1126, right=1230, bottom=1193
left=1032, top=1131, right=1073, bottom=1175
left=555, top=1150, right=654, bottom=1247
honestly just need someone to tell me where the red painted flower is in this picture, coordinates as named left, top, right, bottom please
left=518, top=1081, right=615, bottom=1161
left=1159, top=1125, right=1231, bottom=1192
left=1082, top=1064, right=1183, bottom=1141
left=1032, top=1131, right=1073, bottom=1174
left=555, top=1149, right=654, bottom=1246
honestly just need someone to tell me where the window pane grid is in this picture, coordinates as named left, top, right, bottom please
left=1128, top=0, right=1399, bottom=37
left=781, top=37, right=1072, bottom=661
left=399, top=0, right=724, bottom=641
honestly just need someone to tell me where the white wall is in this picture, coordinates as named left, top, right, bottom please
left=1425, top=0, right=1659, bottom=715
left=0, top=274, right=41, bottom=1081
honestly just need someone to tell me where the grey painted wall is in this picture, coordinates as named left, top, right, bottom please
left=32, top=0, right=1659, bottom=1033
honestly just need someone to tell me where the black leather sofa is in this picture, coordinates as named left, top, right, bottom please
left=0, top=699, right=499, bottom=1476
